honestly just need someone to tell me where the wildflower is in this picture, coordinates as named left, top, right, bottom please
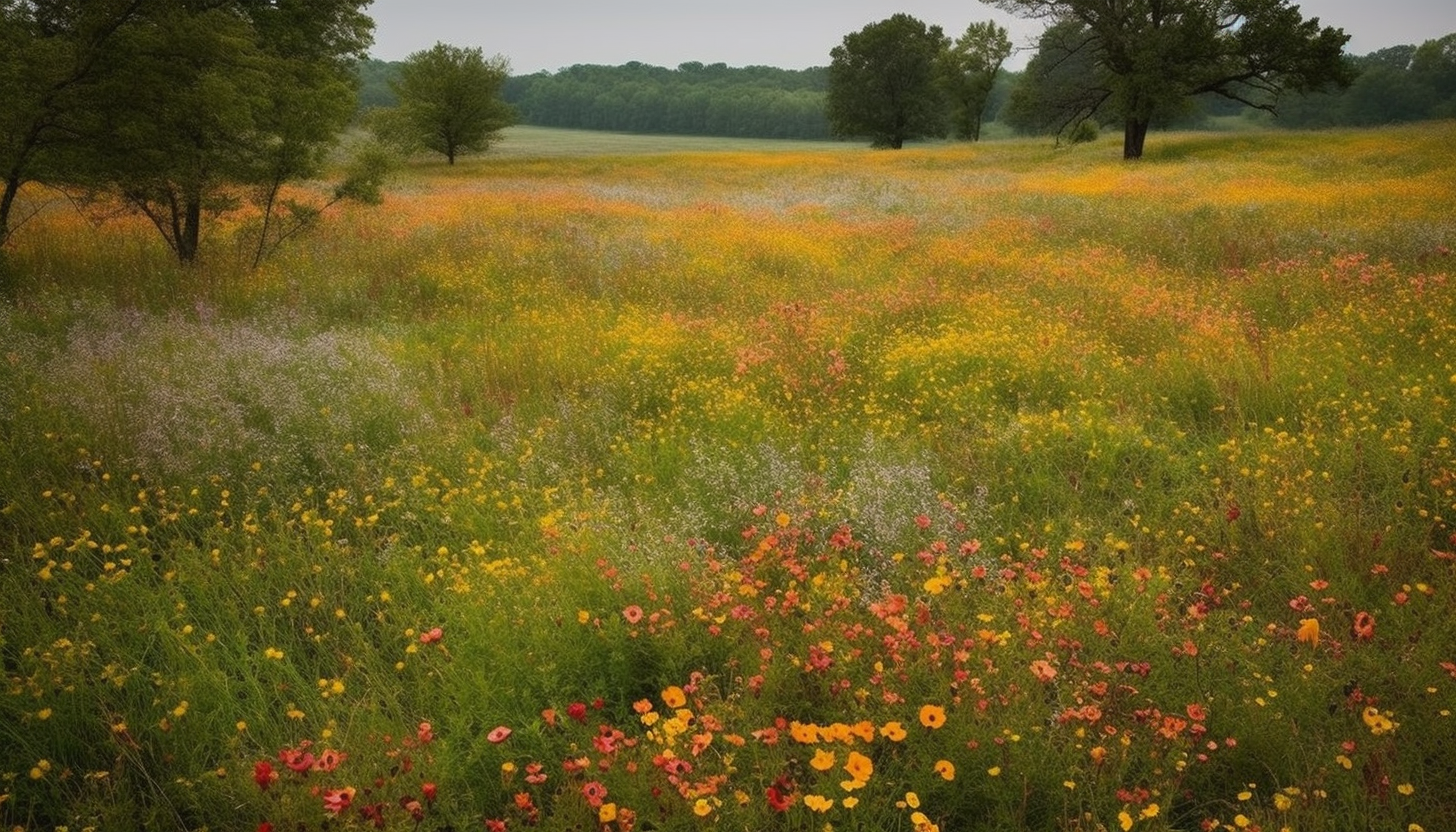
left=810, top=749, right=836, bottom=771
left=900, top=791, right=921, bottom=809
left=1029, top=660, right=1058, bottom=683
left=766, top=780, right=795, bottom=812
left=1118, top=810, right=1134, bottom=831
left=842, top=796, right=859, bottom=808
left=422, top=782, right=437, bottom=802
left=844, top=751, right=873, bottom=782
left=1186, top=703, right=1207, bottom=722
left=790, top=721, right=819, bottom=743
left=1352, top=611, right=1375, bottom=641
left=582, top=780, right=608, bottom=808
left=1141, top=803, right=1160, bottom=819
left=623, top=605, right=644, bottom=624
left=419, top=627, right=443, bottom=644
left=693, top=798, right=714, bottom=816
left=487, top=725, right=512, bottom=743
left=934, top=759, right=955, bottom=780
left=803, top=794, right=833, bottom=812
left=1397, top=783, right=1415, bottom=796
left=1361, top=706, right=1398, bottom=735
left=880, top=721, right=908, bottom=741
left=541, top=708, right=557, bottom=727
left=279, top=747, right=315, bottom=773
left=662, top=686, right=687, bottom=709
left=252, top=760, right=276, bottom=790
left=321, top=786, right=356, bottom=814
left=1296, top=618, right=1320, bottom=646
left=485, top=820, right=507, bottom=832
left=417, top=721, right=434, bottom=743
left=918, top=704, right=947, bottom=729
left=987, top=766, right=1002, bottom=776
left=567, top=702, right=588, bottom=723
left=599, top=803, right=618, bottom=823
left=313, top=748, right=344, bottom=772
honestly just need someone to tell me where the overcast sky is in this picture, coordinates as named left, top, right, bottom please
left=367, top=1, right=1455, bottom=74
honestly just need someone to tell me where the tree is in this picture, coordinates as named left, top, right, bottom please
left=983, top=0, right=1353, bottom=158
left=385, top=43, right=515, bottom=164
left=0, top=0, right=147, bottom=248
left=1001, top=19, right=1108, bottom=139
left=826, top=14, right=949, bottom=148
left=941, top=20, right=1013, bottom=140
left=78, top=0, right=374, bottom=264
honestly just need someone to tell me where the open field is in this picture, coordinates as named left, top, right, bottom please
left=2, top=123, right=1455, bottom=832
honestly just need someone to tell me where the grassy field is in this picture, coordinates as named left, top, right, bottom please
left=2, top=122, right=1454, bottom=832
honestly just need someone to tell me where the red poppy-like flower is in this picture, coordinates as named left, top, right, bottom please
left=312, top=748, right=344, bottom=772
left=257, top=824, right=273, bottom=832
left=419, top=627, right=443, bottom=645
left=1186, top=703, right=1208, bottom=723
left=485, top=820, right=508, bottom=832
left=422, top=782, right=437, bottom=803
left=581, top=780, right=608, bottom=808
left=623, top=605, right=644, bottom=624
left=766, top=779, right=795, bottom=812
left=567, top=702, right=588, bottom=723
left=321, top=786, right=356, bottom=814
left=1352, top=611, right=1375, bottom=641
left=541, top=708, right=557, bottom=727
left=252, top=760, right=276, bottom=790
left=487, top=725, right=512, bottom=743
left=514, top=792, right=535, bottom=810
left=416, top=721, right=434, bottom=744
left=278, top=747, right=315, bottom=773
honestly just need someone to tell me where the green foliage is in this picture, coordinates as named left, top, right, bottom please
left=0, top=0, right=374, bottom=264
left=987, top=0, right=1353, bottom=157
left=505, top=62, right=832, bottom=139
left=1277, top=33, right=1456, bottom=128
left=385, top=42, right=515, bottom=164
left=941, top=20, right=1013, bottom=141
left=826, top=13, right=950, bottom=149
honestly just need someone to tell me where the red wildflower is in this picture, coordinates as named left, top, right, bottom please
left=422, top=782, right=437, bottom=803
left=485, top=820, right=508, bottom=832
left=623, top=605, right=644, bottom=624
left=312, top=748, right=344, bottom=772
left=416, top=721, right=434, bottom=743
left=766, top=775, right=796, bottom=812
left=541, top=708, right=557, bottom=727
left=487, top=725, right=512, bottom=743
left=252, top=760, right=276, bottom=790
left=1186, top=703, right=1207, bottom=722
left=419, top=627, right=443, bottom=645
left=581, top=780, right=608, bottom=808
left=1352, top=611, right=1375, bottom=641
left=278, top=747, right=315, bottom=773
left=567, top=702, right=588, bottom=723
left=321, top=786, right=356, bottom=814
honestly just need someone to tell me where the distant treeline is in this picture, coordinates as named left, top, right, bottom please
left=356, top=32, right=1454, bottom=140
left=504, top=63, right=834, bottom=139
left=1278, top=35, right=1456, bottom=128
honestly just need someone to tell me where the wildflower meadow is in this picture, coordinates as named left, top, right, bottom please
left=2, top=122, right=1454, bottom=832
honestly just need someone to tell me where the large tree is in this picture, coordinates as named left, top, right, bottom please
left=826, top=13, right=949, bottom=149
left=941, top=20, right=1013, bottom=141
left=0, top=0, right=146, bottom=248
left=2, top=0, right=373, bottom=264
left=384, top=43, right=515, bottom=164
left=984, top=0, right=1353, bottom=158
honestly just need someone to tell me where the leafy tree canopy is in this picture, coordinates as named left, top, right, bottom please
left=381, top=43, right=515, bottom=165
left=827, top=13, right=950, bottom=149
left=984, top=0, right=1353, bottom=157
left=941, top=20, right=1014, bottom=141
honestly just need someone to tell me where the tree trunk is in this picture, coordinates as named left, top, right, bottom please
left=0, top=175, right=18, bottom=247
left=177, top=191, right=202, bottom=264
left=1123, top=117, right=1150, bottom=159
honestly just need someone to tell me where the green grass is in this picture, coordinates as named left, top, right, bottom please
left=2, top=121, right=1454, bottom=832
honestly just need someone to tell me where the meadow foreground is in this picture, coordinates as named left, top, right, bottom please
left=2, top=124, right=1454, bottom=831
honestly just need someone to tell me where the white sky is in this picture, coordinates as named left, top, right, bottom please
left=367, top=1, right=1456, bottom=74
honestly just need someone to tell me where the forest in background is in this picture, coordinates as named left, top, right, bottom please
left=357, top=32, right=1455, bottom=141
